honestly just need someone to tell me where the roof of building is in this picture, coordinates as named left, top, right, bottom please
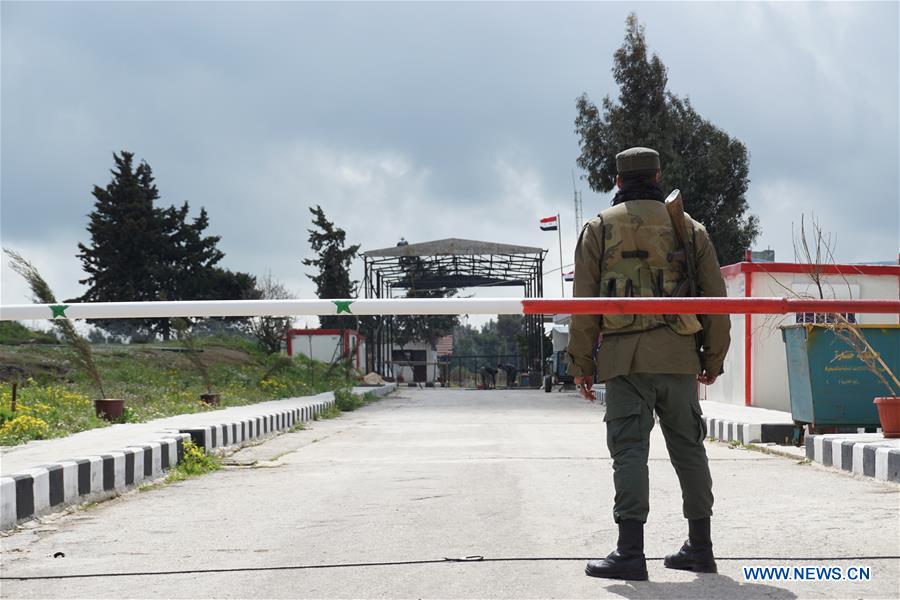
left=362, top=238, right=545, bottom=258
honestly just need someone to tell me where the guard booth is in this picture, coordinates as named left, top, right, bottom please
left=390, top=343, right=439, bottom=384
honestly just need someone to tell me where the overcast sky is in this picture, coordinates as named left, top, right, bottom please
left=2, top=1, right=898, bottom=327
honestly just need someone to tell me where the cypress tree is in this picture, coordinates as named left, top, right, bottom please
left=302, top=205, right=360, bottom=330
left=575, top=14, right=759, bottom=265
left=76, top=151, right=171, bottom=339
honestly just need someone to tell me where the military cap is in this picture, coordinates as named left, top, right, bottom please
left=616, top=147, right=660, bottom=175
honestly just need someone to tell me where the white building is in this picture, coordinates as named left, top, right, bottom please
left=286, top=328, right=366, bottom=371
left=707, top=260, right=899, bottom=411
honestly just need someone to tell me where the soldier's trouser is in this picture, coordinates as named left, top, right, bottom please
left=604, top=374, right=712, bottom=524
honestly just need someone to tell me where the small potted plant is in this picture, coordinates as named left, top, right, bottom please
left=173, top=318, right=218, bottom=405
left=5, top=249, right=121, bottom=421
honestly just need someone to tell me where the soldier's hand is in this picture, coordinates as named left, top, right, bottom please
left=574, top=376, right=596, bottom=402
left=698, top=371, right=717, bottom=386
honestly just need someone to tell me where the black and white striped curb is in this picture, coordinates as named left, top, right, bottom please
left=0, top=433, right=189, bottom=531
left=805, top=434, right=900, bottom=482
left=179, top=398, right=331, bottom=452
left=703, top=416, right=795, bottom=445
left=0, top=393, right=351, bottom=530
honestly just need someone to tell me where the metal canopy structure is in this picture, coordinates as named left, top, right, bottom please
left=362, top=238, right=547, bottom=382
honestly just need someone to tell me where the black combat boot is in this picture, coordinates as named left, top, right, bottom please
left=664, top=517, right=717, bottom=573
left=585, top=520, right=649, bottom=581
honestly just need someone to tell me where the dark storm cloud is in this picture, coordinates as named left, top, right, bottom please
left=2, top=1, right=897, bottom=308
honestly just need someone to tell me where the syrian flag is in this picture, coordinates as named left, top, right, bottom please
left=540, top=215, right=558, bottom=231
left=563, top=271, right=574, bottom=282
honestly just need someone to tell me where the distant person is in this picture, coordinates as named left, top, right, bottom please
left=497, top=363, right=517, bottom=387
left=567, top=147, right=731, bottom=581
left=480, top=365, right=497, bottom=389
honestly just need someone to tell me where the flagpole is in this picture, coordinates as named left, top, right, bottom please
left=557, top=213, right=564, bottom=297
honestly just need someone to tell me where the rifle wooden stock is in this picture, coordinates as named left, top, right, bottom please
left=665, top=189, right=698, bottom=298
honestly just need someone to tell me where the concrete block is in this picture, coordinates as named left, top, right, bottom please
left=109, top=452, right=126, bottom=492
left=46, top=465, right=64, bottom=507
left=22, top=468, right=49, bottom=515
left=888, top=450, right=900, bottom=482
left=874, top=447, right=890, bottom=480
left=1, top=477, right=16, bottom=529
left=148, top=442, right=162, bottom=477
left=852, top=443, right=865, bottom=475
left=59, top=461, right=79, bottom=503
left=83, top=456, right=103, bottom=493
left=862, top=446, right=876, bottom=477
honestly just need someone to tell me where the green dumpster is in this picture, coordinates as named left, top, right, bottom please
left=781, top=324, right=899, bottom=437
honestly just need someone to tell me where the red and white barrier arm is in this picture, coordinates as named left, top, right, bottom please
left=1, top=297, right=898, bottom=321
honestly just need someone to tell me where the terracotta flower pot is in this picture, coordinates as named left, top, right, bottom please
left=94, top=398, right=125, bottom=422
left=200, top=393, right=220, bottom=406
left=874, top=396, right=900, bottom=438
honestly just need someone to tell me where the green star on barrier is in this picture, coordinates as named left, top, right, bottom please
left=49, top=304, right=69, bottom=318
left=333, top=300, right=354, bottom=314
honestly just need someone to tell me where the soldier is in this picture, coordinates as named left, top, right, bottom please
left=567, top=147, right=730, bottom=581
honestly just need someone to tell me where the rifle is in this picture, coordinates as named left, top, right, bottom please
left=664, top=189, right=697, bottom=297
left=665, top=189, right=705, bottom=353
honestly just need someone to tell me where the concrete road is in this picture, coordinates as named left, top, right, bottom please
left=2, top=389, right=898, bottom=599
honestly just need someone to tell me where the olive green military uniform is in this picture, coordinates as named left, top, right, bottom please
left=567, top=149, right=730, bottom=525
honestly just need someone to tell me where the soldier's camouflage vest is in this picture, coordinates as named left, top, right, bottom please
left=598, top=199, right=703, bottom=336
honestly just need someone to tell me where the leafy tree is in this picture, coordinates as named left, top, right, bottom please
left=450, top=316, right=524, bottom=360
left=248, top=271, right=294, bottom=354
left=495, top=315, right=526, bottom=356
left=76, top=151, right=256, bottom=340
left=575, top=13, right=759, bottom=265
left=187, top=268, right=261, bottom=338
left=302, top=205, right=360, bottom=330
left=391, top=242, right=459, bottom=349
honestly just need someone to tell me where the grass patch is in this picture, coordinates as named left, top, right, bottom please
left=287, top=422, right=307, bottom=432
left=138, top=482, right=166, bottom=493
left=318, top=404, right=342, bottom=420
left=0, top=321, right=58, bottom=345
left=334, top=387, right=364, bottom=411
left=0, top=339, right=357, bottom=446
left=165, top=440, right=221, bottom=483
left=315, top=389, right=384, bottom=421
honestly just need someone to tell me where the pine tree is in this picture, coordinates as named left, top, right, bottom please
left=302, top=205, right=360, bottom=330
left=76, top=151, right=171, bottom=339
left=76, top=151, right=257, bottom=340
left=160, top=203, right=225, bottom=302
left=575, top=14, right=759, bottom=265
